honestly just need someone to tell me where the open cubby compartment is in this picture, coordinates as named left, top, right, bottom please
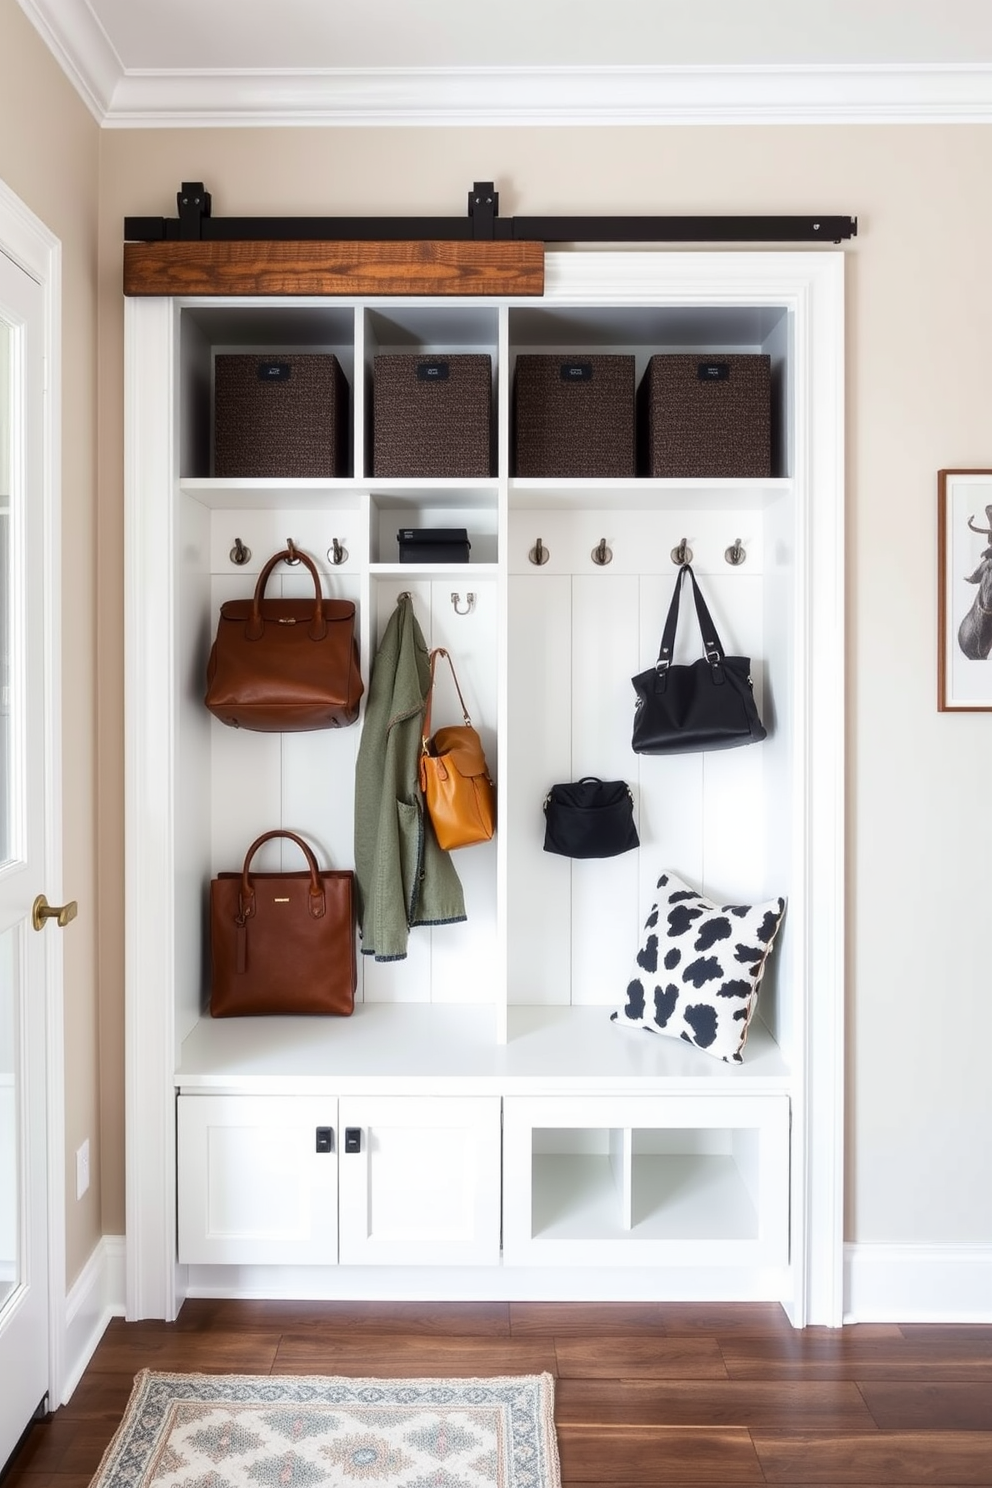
left=357, top=572, right=500, bottom=1012
left=178, top=300, right=358, bottom=480
left=507, top=302, right=792, bottom=481
left=502, top=1093, right=790, bottom=1267
left=172, top=481, right=367, bottom=1045
left=368, top=487, right=499, bottom=568
left=361, top=305, right=501, bottom=482
left=503, top=494, right=797, bottom=1074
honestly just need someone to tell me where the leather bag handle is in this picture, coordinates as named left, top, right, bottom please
left=656, top=563, right=727, bottom=685
left=237, top=829, right=326, bottom=922
left=245, top=547, right=327, bottom=643
left=422, top=647, right=473, bottom=749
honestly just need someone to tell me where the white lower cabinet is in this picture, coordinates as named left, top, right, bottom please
left=502, top=1094, right=791, bottom=1269
left=177, top=1092, right=502, bottom=1268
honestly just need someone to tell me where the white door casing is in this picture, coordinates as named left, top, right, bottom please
left=0, top=177, right=63, bottom=1459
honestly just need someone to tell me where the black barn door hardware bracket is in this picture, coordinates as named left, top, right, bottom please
left=125, top=181, right=858, bottom=246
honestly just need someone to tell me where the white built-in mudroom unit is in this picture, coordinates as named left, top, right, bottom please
left=124, top=249, right=844, bottom=1327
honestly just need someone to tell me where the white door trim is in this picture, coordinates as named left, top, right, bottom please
left=0, top=176, right=64, bottom=1411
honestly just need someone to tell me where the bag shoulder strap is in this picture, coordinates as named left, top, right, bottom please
left=657, top=564, right=727, bottom=673
left=423, top=647, right=472, bottom=746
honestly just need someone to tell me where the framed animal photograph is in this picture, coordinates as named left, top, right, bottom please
left=938, top=468, right=992, bottom=710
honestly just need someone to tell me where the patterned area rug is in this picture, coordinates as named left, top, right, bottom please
left=90, top=1370, right=561, bottom=1488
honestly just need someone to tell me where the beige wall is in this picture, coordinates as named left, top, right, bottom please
left=4, top=91, right=987, bottom=1271
left=0, top=0, right=100, bottom=1285
left=99, top=123, right=992, bottom=1250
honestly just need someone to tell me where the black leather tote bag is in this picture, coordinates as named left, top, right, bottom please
left=631, top=564, right=767, bottom=756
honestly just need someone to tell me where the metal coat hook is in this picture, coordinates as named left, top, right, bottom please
left=591, top=538, right=613, bottom=566
left=451, top=592, right=476, bottom=615
left=329, top=538, right=348, bottom=566
left=230, top=537, right=251, bottom=566
left=671, top=537, right=693, bottom=565
left=725, top=537, right=747, bottom=566
left=529, top=537, right=550, bottom=566
left=284, top=538, right=301, bottom=564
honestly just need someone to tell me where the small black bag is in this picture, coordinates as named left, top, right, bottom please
left=631, top=563, right=767, bottom=756
left=543, top=777, right=639, bottom=859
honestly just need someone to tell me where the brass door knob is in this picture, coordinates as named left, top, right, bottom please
left=32, top=894, right=78, bottom=932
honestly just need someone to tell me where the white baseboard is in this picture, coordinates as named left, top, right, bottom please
left=62, top=1235, right=126, bottom=1403
left=845, top=1243, right=992, bottom=1323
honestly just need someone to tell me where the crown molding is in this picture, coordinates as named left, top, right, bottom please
left=103, top=63, right=992, bottom=129
left=16, top=2, right=992, bottom=128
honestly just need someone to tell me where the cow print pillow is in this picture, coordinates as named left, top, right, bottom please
left=611, top=870, right=786, bottom=1063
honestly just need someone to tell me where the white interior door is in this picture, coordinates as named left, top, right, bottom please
left=0, top=242, right=58, bottom=1466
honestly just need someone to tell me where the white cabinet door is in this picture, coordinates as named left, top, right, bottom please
left=337, top=1095, right=502, bottom=1266
left=503, top=1093, right=790, bottom=1269
left=177, top=1094, right=338, bottom=1265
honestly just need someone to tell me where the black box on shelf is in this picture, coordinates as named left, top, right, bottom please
left=213, top=353, right=350, bottom=479
left=513, top=354, right=636, bottom=478
left=638, top=353, right=772, bottom=478
left=373, top=355, right=492, bottom=478
left=397, top=528, right=471, bottom=563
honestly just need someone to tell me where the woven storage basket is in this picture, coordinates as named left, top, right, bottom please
left=373, top=355, right=492, bottom=478
left=213, top=354, right=349, bottom=479
left=639, top=353, right=772, bottom=479
left=513, top=354, right=635, bottom=478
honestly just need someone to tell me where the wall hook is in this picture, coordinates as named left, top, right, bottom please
left=284, top=538, right=301, bottom=564
left=451, top=592, right=476, bottom=615
left=230, top=537, right=251, bottom=566
left=529, top=537, right=550, bottom=566
left=671, top=537, right=693, bottom=565
left=591, top=538, right=613, bottom=566
left=725, top=537, right=747, bottom=566
left=329, top=538, right=348, bottom=566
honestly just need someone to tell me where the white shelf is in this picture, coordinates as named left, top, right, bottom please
left=508, top=478, right=792, bottom=512
left=176, top=1003, right=790, bottom=1094
left=181, top=478, right=363, bottom=511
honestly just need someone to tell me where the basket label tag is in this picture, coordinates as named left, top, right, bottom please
left=417, top=361, right=450, bottom=381
left=560, top=361, right=593, bottom=381
left=697, top=361, right=730, bottom=381
left=258, top=362, right=291, bottom=381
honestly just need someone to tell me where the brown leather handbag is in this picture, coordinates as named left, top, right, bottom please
left=419, top=648, right=496, bottom=851
left=209, top=830, right=356, bottom=1017
left=204, top=544, right=363, bottom=731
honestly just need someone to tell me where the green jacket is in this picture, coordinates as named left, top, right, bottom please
left=354, top=594, right=466, bottom=960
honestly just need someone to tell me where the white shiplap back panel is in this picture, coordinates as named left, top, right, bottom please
left=507, top=574, right=572, bottom=1004
left=278, top=557, right=362, bottom=882
left=634, top=571, right=705, bottom=925
left=207, top=569, right=283, bottom=876
left=694, top=571, right=770, bottom=905
left=426, top=578, right=498, bottom=1005
left=569, top=574, right=642, bottom=1007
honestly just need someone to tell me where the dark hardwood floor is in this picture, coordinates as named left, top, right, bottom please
left=5, top=1301, right=992, bottom=1487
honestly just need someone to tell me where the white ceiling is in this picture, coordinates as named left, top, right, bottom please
left=18, top=0, right=992, bottom=126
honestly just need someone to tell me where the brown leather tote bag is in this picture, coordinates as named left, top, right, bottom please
left=210, top=829, right=356, bottom=1016
left=204, top=544, right=363, bottom=731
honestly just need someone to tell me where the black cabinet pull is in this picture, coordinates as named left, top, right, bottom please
left=344, top=1127, right=362, bottom=1154
left=315, top=1127, right=333, bottom=1153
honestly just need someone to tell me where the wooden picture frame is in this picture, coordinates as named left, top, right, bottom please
left=938, top=468, right=992, bottom=710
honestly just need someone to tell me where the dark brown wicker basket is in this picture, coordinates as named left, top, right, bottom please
left=513, top=354, right=635, bottom=478
left=638, top=354, right=771, bottom=479
left=213, top=354, right=350, bottom=479
left=372, top=355, right=492, bottom=478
